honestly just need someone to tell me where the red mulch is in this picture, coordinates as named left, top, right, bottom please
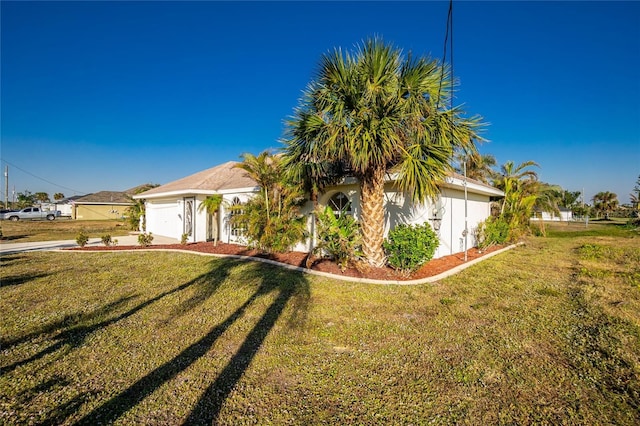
left=70, top=242, right=505, bottom=282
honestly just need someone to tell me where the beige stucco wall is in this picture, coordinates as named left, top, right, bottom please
left=73, top=204, right=131, bottom=220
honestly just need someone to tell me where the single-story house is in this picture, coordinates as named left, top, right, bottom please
left=71, top=185, right=150, bottom=220
left=532, top=207, right=573, bottom=222
left=134, top=161, right=504, bottom=259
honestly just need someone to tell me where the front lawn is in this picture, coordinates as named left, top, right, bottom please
left=1, top=222, right=638, bottom=424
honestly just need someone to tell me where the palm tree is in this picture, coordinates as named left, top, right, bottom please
left=492, top=160, right=539, bottom=217
left=53, top=192, right=65, bottom=201
left=126, top=184, right=159, bottom=231
left=454, top=152, right=497, bottom=184
left=198, top=194, right=224, bottom=245
left=34, top=192, right=50, bottom=204
left=283, top=38, right=484, bottom=266
left=234, top=151, right=307, bottom=253
left=592, top=191, right=619, bottom=220
left=236, top=151, right=282, bottom=223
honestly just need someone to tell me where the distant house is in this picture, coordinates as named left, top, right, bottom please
left=71, top=185, right=151, bottom=220
left=135, top=161, right=504, bottom=259
left=532, top=207, right=573, bottom=222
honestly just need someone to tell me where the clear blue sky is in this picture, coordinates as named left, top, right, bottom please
left=2, top=1, right=639, bottom=204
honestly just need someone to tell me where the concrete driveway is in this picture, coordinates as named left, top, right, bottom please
left=0, top=234, right=179, bottom=255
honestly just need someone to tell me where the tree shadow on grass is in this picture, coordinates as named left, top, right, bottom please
left=1, top=259, right=231, bottom=376
left=0, top=253, right=26, bottom=267
left=182, top=262, right=310, bottom=424
left=0, top=271, right=52, bottom=287
left=72, top=259, right=310, bottom=425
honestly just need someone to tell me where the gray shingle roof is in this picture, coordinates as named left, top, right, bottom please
left=74, top=191, right=133, bottom=204
left=136, top=161, right=258, bottom=198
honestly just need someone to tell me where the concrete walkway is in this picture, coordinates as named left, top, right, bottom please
left=0, top=234, right=179, bottom=255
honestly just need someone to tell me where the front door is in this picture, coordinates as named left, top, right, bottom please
left=183, top=197, right=195, bottom=242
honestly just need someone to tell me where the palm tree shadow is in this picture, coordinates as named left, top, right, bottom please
left=182, top=262, right=310, bottom=425
left=71, top=258, right=245, bottom=425
left=71, top=259, right=309, bottom=425
left=3, top=259, right=228, bottom=376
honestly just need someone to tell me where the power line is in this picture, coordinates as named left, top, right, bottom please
left=0, top=158, right=87, bottom=194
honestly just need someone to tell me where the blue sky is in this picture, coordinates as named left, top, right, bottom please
left=2, top=1, right=639, bottom=204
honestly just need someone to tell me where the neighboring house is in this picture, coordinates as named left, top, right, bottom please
left=72, top=189, right=138, bottom=220
left=135, top=161, right=504, bottom=259
left=532, top=208, right=573, bottom=222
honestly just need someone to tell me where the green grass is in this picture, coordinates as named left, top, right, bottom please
left=0, top=219, right=131, bottom=243
left=1, top=223, right=639, bottom=424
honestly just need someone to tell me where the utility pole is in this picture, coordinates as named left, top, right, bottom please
left=4, top=166, right=7, bottom=209
left=463, top=160, right=468, bottom=262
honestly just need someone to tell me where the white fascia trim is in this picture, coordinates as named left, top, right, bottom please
left=383, top=172, right=504, bottom=197
left=134, top=186, right=260, bottom=200
left=441, top=176, right=505, bottom=197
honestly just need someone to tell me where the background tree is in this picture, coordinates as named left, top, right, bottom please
left=34, top=192, right=50, bottom=204
left=53, top=193, right=65, bottom=201
left=16, top=191, right=36, bottom=208
left=558, top=190, right=582, bottom=210
left=592, top=191, right=619, bottom=220
left=284, top=37, right=484, bottom=266
left=198, top=194, right=224, bottom=246
left=631, top=174, right=640, bottom=218
left=454, top=152, right=496, bottom=184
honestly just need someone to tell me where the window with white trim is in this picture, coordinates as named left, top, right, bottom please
left=230, top=197, right=245, bottom=237
left=329, top=192, right=352, bottom=217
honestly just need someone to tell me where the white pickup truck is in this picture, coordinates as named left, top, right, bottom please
left=1, top=207, right=62, bottom=221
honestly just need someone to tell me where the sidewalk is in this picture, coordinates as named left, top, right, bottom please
left=0, top=234, right=179, bottom=255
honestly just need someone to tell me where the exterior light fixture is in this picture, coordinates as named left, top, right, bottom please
left=430, top=209, right=442, bottom=231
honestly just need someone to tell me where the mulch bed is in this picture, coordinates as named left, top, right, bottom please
left=70, top=242, right=505, bottom=282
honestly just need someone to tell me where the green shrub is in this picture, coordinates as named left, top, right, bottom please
left=313, top=205, right=362, bottom=272
left=181, top=233, right=189, bottom=245
left=101, top=234, right=113, bottom=246
left=138, top=232, right=154, bottom=247
left=76, top=230, right=89, bottom=248
left=384, top=223, right=439, bottom=276
left=475, top=217, right=510, bottom=250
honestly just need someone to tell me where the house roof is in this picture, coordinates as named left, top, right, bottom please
left=73, top=191, right=134, bottom=205
left=135, top=161, right=258, bottom=199
left=135, top=160, right=504, bottom=200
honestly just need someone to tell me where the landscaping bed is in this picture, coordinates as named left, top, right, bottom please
left=71, top=242, right=505, bottom=281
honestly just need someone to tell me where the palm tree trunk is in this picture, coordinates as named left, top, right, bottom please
left=360, top=167, right=386, bottom=267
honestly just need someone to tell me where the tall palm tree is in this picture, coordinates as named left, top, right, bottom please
left=592, top=191, right=619, bottom=220
left=283, top=38, right=484, bottom=266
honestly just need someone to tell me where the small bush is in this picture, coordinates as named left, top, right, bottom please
left=313, top=205, right=362, bottom=272
left=101, top=234, right=113, bottom=247
left=138, top=232, right=154, bottom=247
left=384, top=223, right=439, bottom=276
left=76, top=230, right=89, bottom=247
left=181, top=233, right=189, bottom=245
left=475, top=217, right=510, bottom=250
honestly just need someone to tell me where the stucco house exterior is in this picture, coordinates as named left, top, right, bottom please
left=72, top=191, right=134, bottom=220
left=134, top=161, right=504, bottom=259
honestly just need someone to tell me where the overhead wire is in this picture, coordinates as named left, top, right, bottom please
left=0, top=158, right=87, bottom=194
